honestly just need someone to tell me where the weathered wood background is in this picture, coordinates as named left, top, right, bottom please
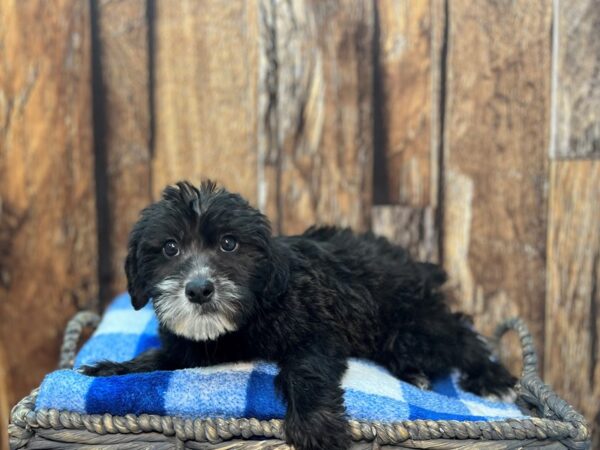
left=1, top=0, right=599, bottom=448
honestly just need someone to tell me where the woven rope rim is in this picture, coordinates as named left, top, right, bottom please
left=9, top=312, right=591, bottom=449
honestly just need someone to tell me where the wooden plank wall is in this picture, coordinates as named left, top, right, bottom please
left=442, top=0, right=551, bottom=371
left=1, top=1, right=599, bottom=448
left=262, top=0, right=375, bottom=235
left=152, top=1, right=261, bottom=204
left=371, top=0, right=439, bottom=263
left=93, top=0, right=152, bottom=302
left=0, top=6, right=98, bottom=450
left=546, top=0, right=600, bottom=439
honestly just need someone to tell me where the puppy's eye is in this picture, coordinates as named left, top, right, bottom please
left=220, top=235, right=238, bottom=252
left=163, top=240, right=180, bottom=257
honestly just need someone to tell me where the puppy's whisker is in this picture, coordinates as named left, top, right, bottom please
left=155, top=277, right=182, bottom=295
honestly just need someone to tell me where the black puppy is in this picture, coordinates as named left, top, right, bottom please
left=83, top=180, right=515, bottom=450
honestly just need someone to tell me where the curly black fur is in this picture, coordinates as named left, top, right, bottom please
left=83, top=180, right=516, bottom=450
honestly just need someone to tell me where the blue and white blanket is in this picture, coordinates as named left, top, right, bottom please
left=36, top=293, right=525, bottom=422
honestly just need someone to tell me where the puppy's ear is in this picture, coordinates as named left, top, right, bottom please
left=124, top=232, right=150, bottom=310
left=264, top=241, right=290, bottom=299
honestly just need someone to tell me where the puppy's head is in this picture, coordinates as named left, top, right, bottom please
left=125, top=180, right=288, bottom=341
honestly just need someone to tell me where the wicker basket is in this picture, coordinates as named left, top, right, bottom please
left=9, top=312, right=591, bottom=449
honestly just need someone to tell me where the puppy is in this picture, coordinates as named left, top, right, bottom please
left=83, top=180, right=515, bottom=450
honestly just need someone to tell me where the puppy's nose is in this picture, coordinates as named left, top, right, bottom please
left=185, top=278, right=214, bottom=304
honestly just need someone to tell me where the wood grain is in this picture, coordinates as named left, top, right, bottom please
left=94, top=0, right=152, bottom=303
left=442, top=1, right=551, bottom=371
left=0, top=345, right=7, bottom=450
left=373, top=0, right=434, bottom=207
left=372, top=205, right=437, bottom=262
left=370, top=0, right=442, bottom=264
left=152, top=0, right=260, bottom=203
left=551, top=0, right=600, bottom=159
left=258, top=0, right=374, bottom=235
left=0, top=0, right=97, bottom=406
left=544, top=160, right=600, bottom=428
left=255, top=0, right=281, bottom=230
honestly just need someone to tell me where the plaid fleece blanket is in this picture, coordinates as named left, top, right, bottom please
left=35, top=293, right=525, bottom=422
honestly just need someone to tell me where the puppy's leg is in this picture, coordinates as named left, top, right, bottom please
left=275, top=345, right=350, bottom=450
left=460, top=360, right=517, bottom=401
left=376, top=318, right=513, bottom=396
left=455, top=328, right=517, bottom=399
left=80, top=349, right=173, bottom=376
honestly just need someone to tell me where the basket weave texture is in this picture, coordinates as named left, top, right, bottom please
left=9, top=312, right=591, bottom=449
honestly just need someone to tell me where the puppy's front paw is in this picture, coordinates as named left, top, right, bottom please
left=79, top=361, right=129, bottom=377
left=403, top=371, right=432, bottom=390
left=284, top=409, right=350, bottom=450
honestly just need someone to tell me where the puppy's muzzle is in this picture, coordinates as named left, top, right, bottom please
left=185, top=277, right=215, bottom=304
